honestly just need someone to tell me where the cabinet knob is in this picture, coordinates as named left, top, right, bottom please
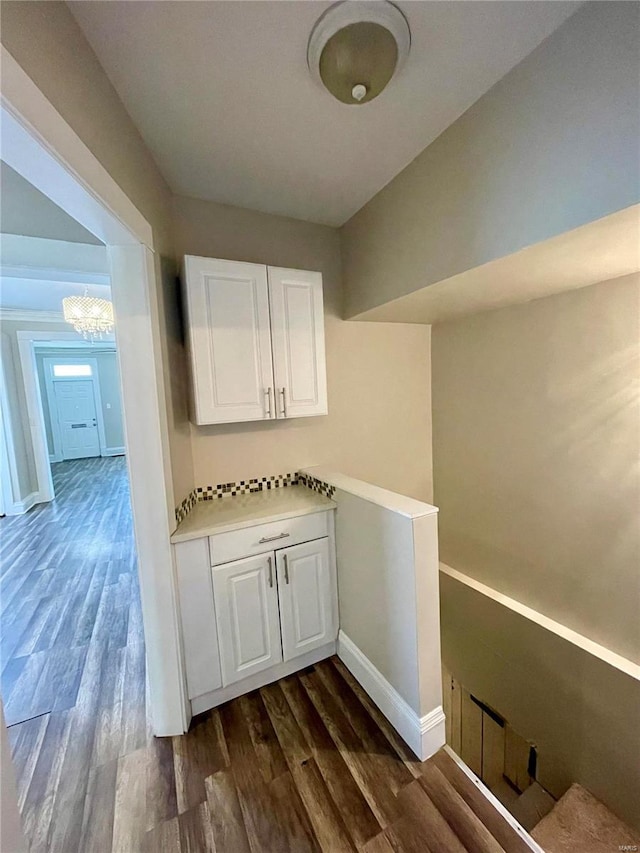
left=284, top=554, right=290, bottom=585
left=258, top=532, right=290, bottom=544
left=264, top=387, right=273, bottom=418
left=267, top=556, right=273, bottom=588
left=280, top=387, right=287, bottom=418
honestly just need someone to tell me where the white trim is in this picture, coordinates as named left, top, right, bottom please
left=0, top=309, right=66, bottom=324
left=0, top=362, right=22, bottom=513
left=16, top=333, right=55, bottom=502
left=300, top=466, right=439, bottom=519
left=191, top=641, right=336, bottom=716
left=5, top=491, right=38, bottom=516
left=43, top=356, right=108, bottom=460
left=1, top=54, right=189, bottom=737
left=102, top=446, right=125, bottom=457
left=440, top=563, right=640, bottom=682
left=0, top=266, right=110, bottom=286
left=443, top=746, right=546, bottom=853
left=1, top=47, right=153, bottom=249
left=337, top=630, right=445, bottom=760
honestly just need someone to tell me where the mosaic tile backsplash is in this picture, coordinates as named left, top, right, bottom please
left=174, top=470, right=336, bottom=525
left=175, top=472, right=299, bottom=525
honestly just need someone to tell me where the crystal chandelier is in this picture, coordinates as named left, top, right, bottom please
left=62, top=288, right=114, bottom=341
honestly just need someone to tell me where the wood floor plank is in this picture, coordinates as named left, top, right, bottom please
left=205, top=769, right=252, bottom=853
left=300, top=667, right=401, bottom=828
left=142, top=817, right=181, bottom=853
left=239, top=690, right=288, bottom=784
left=173, top=711, right=227, bottom=814
left=431, top=750, right=533, bottom=853
left=269, top=771, right=323, bottom=853
left=261, top=683, right=356, bottom=853
left=395, top=779, right=467, bottom=853
left=112, top=747, right=148, bottom=853
left=316, top=659, right=414, bottom=795
left=220, top=697, right=291, bottom=852
left=146, top=734, right=178, bottom=831
left=280, top=673, right=381, bottom=849
left=331, top=657, right=423, bottom=779
left=77, top=758, right=118, bottom=853
left=418, top=761, right=507, bottom=853
left=178, top=801, right=215, bottom=853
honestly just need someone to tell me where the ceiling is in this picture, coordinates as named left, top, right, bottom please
left=0, top=162, right=103, bottom=245
left=69, top=0, right=580, bottom=226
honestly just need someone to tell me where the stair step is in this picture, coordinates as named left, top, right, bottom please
left=431, top=750, right=533, bottom=853
left=531, top=783, right=640, bottom=853
left=511, top=782, right=555, bottom=832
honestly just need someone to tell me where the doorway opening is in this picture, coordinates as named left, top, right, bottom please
left=1, top=44, right=188, bottom=852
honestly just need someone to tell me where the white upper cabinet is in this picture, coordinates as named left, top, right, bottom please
left=268, top=267, right=328, bottom=419
left=182, top=256, right=327, bottom=425
left=182, top=256, right=274, bottom=425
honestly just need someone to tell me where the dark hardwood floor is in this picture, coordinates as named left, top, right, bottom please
left=1, top=457, right=532, bottom=852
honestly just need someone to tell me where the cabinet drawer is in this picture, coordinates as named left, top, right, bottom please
left=209, top=511, right=329, bottom=566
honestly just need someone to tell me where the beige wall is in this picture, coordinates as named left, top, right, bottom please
left=172, top=195, right=433, bottom=501
left=0, top=1, right=194, bottom=506
left=432, top=273, right=640, bottom=664
left=341, top=2, right=640, bottom=318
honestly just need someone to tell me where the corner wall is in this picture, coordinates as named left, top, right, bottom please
left=172, top=195, right=433, bottom=502
left=341, top=2, right=640, bottom=318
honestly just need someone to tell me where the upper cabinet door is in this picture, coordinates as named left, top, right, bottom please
left=183, top=256, right=275, bottom=425
left=268, top=267, right=328, bottom=419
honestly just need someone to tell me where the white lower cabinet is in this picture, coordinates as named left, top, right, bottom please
left=276, top=538, right=334, bottom=661
left=174, top=508, right=337, bottom=711
left=212, top=552, right=282, bottom=686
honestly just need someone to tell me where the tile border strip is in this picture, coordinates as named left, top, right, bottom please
left=296, top=472, right=336, bottom=500
left=174, top=472, right=300, bottom=524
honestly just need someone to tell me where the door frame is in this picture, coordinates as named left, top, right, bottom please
left=43, top=356, right=106, bottom=461
left=1, top=46, right=190, bottom=738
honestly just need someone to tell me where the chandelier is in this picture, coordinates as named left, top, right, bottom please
left=62, top=288, right=114, bottom=341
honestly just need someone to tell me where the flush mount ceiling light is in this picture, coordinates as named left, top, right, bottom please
left=307, top=0, right=411, bottom=105
left=63, top=288, right=114, bottom=341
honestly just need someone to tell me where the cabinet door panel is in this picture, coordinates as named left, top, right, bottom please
left=183, top=257, right=274, bottom=424
left=268, top=267, right=327, bottom=419
left=277, top=538, right=334, bottom=661
left=212, top=553, right=282, bottom=686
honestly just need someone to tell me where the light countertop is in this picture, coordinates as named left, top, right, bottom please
left=171, top=485, right=336, bottom=543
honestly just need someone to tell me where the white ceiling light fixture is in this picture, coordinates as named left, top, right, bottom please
left=307, top=0, right=411, bottom=106
left=62, top=288, right=114, bottom=341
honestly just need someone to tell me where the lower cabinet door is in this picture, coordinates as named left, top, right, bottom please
left=276, top=538, right=334, bottom=662
left=212, top=552, right=282, bottom=686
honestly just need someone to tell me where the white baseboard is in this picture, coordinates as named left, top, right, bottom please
left=49, top=453, right=62, bottom=464
left=5, top=491, right=39, bottom=516
left=337, top=630, right=445, bottom=761
left=102, top=446, right=126, bottom=457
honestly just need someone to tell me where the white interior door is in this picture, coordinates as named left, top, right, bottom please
left=54, top=379, right=101, bottom=460
left=212, top=552, right=282, bottom=686
left=183, top=256, right=275, bottom=424
left=268, top=267, right=328, bottom=419
left=276, top=538, right=334, bottom=661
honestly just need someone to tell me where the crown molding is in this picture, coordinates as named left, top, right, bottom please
left=0, top=308, right=65, bottom=324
